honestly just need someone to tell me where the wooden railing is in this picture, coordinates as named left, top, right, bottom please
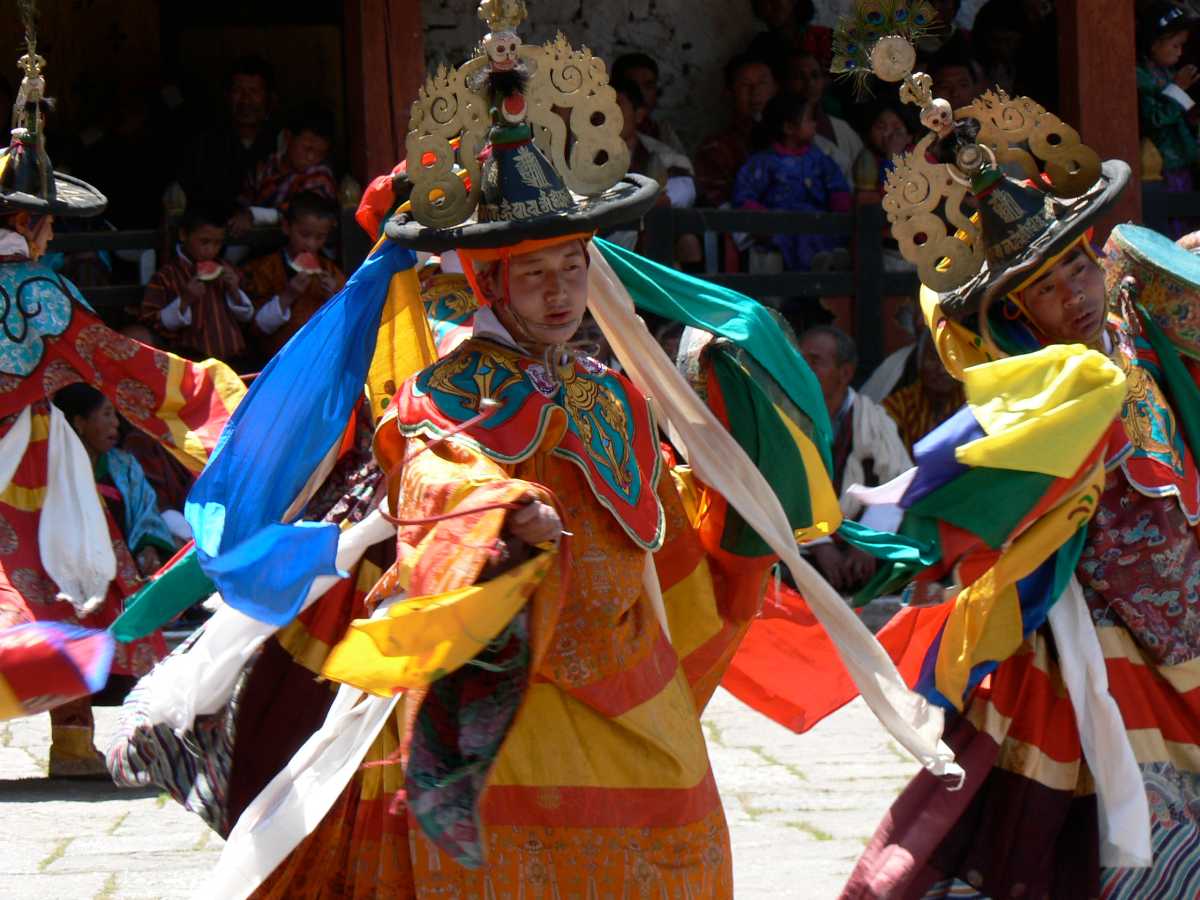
left=638, top=204, right=920, bottom=370
left=50, top=207, right=371, bottom=314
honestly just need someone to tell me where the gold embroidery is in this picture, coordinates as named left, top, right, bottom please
left=557, top=362, right=632, bottom=492
left=1116, top=352, right=1182, bottom=470
left=424, top=346, right=523, bottom=412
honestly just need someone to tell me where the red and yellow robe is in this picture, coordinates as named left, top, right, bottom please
left=251, top=335, right=774, bottom=899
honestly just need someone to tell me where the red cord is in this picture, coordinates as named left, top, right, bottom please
left=380, top=500, right=524, bottom=528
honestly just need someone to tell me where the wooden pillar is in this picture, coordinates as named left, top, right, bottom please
left=344, top=0, right=426, bottom=184
left=1058, top=0, right=1141, bottom=237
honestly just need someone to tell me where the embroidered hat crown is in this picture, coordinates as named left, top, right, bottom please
left=404, top=0, right=630, bottom=230
left=832, top=2, right=1110, bottom=302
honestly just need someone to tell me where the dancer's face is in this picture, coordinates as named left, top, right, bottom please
left=483, top=240, right=590, bottom=350
left=1018, top=246, right=1107, bottom=346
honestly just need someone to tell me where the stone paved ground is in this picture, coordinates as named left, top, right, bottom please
left=0, top=690, right=915, bottom=899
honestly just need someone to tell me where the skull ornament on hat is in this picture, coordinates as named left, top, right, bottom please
left=387, top=0, right=659, bottom=252
left=830, top=0, right=1129, bottom=324
left=480, top=0, right=525, bottom=72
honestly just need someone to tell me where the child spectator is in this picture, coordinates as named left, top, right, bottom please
left=235, top=102, right=337, bottom=229
left=852, top=103, right=914, bottom=193
left=1136, top=3, right=1200, bottom=203
left=241, top=191, right=346, bottom=361
left=733, top=93, right=851, bottom=271
left=784, top=50, right=864, bottom=185
left=611, top=53, right=687, bottom=155
left=141, top=206, right=255, bottom=365
left=695, top=53, right=778, bottom=206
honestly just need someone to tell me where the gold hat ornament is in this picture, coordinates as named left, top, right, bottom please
left=386, top=0, right=658, bottom=250
left=832, top=1, right=1128, bottom=320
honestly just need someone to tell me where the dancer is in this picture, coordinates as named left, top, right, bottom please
left=0, top=9, right=243, bottom=773
left=112, top=2, right=958, bottom=895
left=759, top=7, right=1200, bottom=896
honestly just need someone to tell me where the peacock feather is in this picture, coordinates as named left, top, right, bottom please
left=831, top=0, right=940, bottom=97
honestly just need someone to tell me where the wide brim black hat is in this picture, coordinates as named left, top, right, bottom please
left=0, top=171, right=107, bottom=218
left=938, top=159, right=1131, bottom=322
left=384, top=174, right=661, bottom=252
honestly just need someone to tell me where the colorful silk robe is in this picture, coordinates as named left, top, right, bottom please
left=257, top=331, right=778, bottom=898
left=727, top=308, right=1200, bottom=899
left=842, top=317, right=1200, bottom=899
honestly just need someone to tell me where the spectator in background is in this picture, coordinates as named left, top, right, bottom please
left=748, top=0, right=832, bottom=69
left=611, top=53, right=687, bottom=155
left=784, top=50, right=864, bottom=185
left=176, top=57, right=277, bottom=221
left=928, top=50, right=984, bottom=111
left=882, top=330, right=965, bottom=454
left=141, top=205, right=254, bottom=366
left=49, top=383, right=172, bottom=775
left=1136, top=2, right=1200, bottom=209
left=695, top=53, right=778, bottom=206
left=916, top=0, right=969, bottom=57
left=610, top=79, right=702, bottom=268
left=971, top=0, right=1058, bottom=111
left=852, top=103, right=914, bottom=193
left=970, top=0, right=1024, bottom=95
left=799, top=326, right=911, bottom=594
left=234, top=102, right=337, bottom=232
left=733, top=93, right=851, bottom=271
left=117, top=324, right=196, bottom=543
left=614, top=79, right=696, bottom=206
left=242, top=191, right=347, bottom=362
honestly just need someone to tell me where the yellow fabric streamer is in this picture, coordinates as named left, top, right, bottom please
left=366, top=261, right=438, bottom=420
left=935, top=455, right=1107, bottom=707
left=919, top=285, right=993, bottom=382
left=775, top=402, right=843, bottom=541
left=956, top=345, right=1126, bottom=478
left=160, top=355, right=246, bottom=472
left=321, top=552, right=553, bottom=697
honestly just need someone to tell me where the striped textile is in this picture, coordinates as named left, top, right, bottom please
left=106, top=626, right=238, bottom=834
left=141, top=254, right=249, bottom=363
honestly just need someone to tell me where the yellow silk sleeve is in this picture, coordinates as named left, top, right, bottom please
left=321, top=552, right=554, bottom=696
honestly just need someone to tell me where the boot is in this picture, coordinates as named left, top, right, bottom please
left=48, top=701, right=110, bottom=780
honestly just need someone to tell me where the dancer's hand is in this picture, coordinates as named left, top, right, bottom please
left=505, top=498, right=562, bottom=546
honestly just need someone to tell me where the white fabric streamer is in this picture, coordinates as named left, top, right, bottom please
left=846, top=467, right=917, bottom=507
left=0, top=406, right=31, bottom=495
left=40, top=404, right=115, bottom=617
left=586, top=246, right=961, bottom=780
left=143, top=507, right=396, bottom=732
left=1048, top=578, right=1151, bottom=868
left=642, top=550, right=671, bottom=643
left=199, top=677, right=401, bottom=899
